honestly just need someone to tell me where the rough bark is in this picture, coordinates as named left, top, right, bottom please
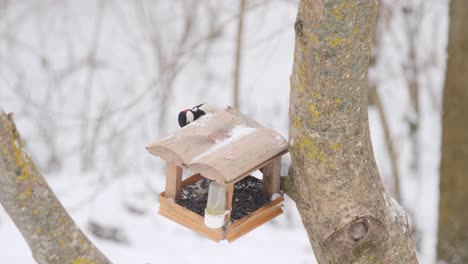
left=437, top=0, right=468, bottom=263
left=0, top=110, right=110, bottom=264
left=284, top=1, right=418, bottom=263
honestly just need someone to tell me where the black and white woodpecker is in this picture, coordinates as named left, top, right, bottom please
left=178, top=103, right=222, bottom=127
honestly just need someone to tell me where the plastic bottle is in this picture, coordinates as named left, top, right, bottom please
left=204, top=181, right=227, bottom=228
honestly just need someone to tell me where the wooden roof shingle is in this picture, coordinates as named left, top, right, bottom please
left=146, top=108, right=288, bottom=184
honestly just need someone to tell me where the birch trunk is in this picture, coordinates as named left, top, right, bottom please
left=437, top=0, right=468, bottom=262
left=0, top=110, right=110, bottom=264
left=285, top=1, right=418, bottom=262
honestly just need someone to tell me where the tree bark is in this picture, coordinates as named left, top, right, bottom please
left=437, top=0, right=468, bottom=263
left=0, top=110, right=110, bottom=264
left=284, top=1, right=418, bottom=262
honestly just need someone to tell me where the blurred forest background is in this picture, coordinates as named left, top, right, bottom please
left=0, top=0, right=449, bottom=263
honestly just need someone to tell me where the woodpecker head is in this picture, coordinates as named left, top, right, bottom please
left=178, top=109, right=195, bottom=127
left=178, top=103, right=222, bottom=127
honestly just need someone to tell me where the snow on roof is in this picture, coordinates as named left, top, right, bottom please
left=146, top=108, right=289, bottom=184
left=190, top=125, right=257, bottom=163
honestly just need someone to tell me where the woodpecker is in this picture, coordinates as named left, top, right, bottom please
left=178, top=103, right=222, bottom=127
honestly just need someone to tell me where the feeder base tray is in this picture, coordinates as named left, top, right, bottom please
left=158, top=173, right=283, bottom=242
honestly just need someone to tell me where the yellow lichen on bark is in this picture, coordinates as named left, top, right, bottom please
left=308, top=32, right=320, bottom=43
left=293, top=116, right=302, bottom=129
left=331, top=143, right=341, bottom=152
left=327, top=35, right=342, bottom=48
left=73, top=258, right=94, bottom=264
left=298, top=63, right=308, bottom=94
left=288, top=0, right=418, bottom=263
left=22, top=185, right=32, bottom=199
left=5, top=120, right=34, bottom=185
left=308, top=104, right=320, bottom=119
left=368, top=255, right=382, bottom=264
left=331, top=2, right=347, bottom=21
left=298, top=135, right=327, bottom=163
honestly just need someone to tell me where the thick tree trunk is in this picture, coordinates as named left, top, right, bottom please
left=0, top=110, right=110, bottom=264
left=285, top=1, right=418, bottom=262
left=437, top=0, right=468, bottom=263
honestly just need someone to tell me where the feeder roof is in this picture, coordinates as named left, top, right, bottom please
left=146, top=107, right=288, bottom=184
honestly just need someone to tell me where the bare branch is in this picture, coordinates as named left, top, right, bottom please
left=233, top=0, right=246, bottom=109
left=371, top=88, right=402, bottom=202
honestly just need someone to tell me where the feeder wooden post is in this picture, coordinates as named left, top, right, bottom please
left=165, top=163, right=183, bottom=200
left=225, top=183, right=235, bottom=225
left=262, top=157, right=281, bottom=198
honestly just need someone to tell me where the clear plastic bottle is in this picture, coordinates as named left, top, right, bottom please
left=204, top=181, right=227, bottom=228
left=205, top=181, right=226, bottom=215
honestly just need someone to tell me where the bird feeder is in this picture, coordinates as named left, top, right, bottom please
left=146, top=108, right=288, bottom=242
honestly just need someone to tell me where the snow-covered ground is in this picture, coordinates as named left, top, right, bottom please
left=0, top=0, right=447, bottom=263
left=0, top=172, right=315, bottom=264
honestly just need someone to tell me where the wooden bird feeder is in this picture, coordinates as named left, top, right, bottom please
left=146, top=108, right=288, bottom=242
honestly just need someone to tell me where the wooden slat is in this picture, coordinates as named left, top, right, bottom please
left=146, top=108, right=263, bottom=166
left=159, top=172, right=285, bottom=243
left=224, top=183, right=234, bottom=225
left=165, top=163, right=182, bottom=200
left=228, top=196, right=284, bottom=229
left=146, top=108, right=289, bottom=184
left=190, top=129, right=288, bottom=183
left=228, top=149, right=288, bottom=184
left=227, top=207, right=283, bottom=242
left=159, top=194, right=224, bottom=242
left=159, top=173, right=223, bottom=242
left=262, top=157, right=281, bottom=198
left=160, top=173, right=204, bottom=199
left=226, top=196, right=284, bottom=242
left=182, top=173, right=204, bottom=186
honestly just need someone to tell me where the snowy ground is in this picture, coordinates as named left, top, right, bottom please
left=0, top=172, right=315, bottom=264
left=0, top=0, right=447, bottom=263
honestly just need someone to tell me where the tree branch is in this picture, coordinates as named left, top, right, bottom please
left=233, top=0, right=246, bottom=109
left=0, top=110, right=110, bottom=264
left=370, top=88, right=402, bottom=203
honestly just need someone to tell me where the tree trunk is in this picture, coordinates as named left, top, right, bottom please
left=437, top=0, right=468, bottom=263
left=0, top=110, right=110, bottom=264
left=284, top=1, right=418, bottom=262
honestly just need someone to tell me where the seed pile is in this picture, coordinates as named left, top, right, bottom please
left=176, top=178, right=210, bottom=216
left=176, top=176, right=269, bottom=223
